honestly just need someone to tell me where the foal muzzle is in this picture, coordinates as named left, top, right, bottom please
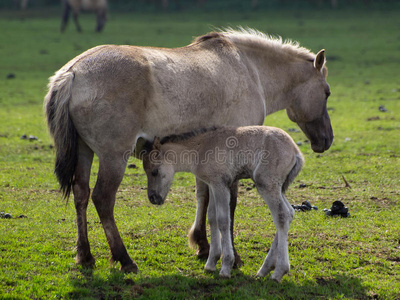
left=148, top=193, right=164, bottom=205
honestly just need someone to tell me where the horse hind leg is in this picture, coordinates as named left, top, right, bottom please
left=91, top=153, right=137, bottom=273
left=73, top=138, right=95, bottom=267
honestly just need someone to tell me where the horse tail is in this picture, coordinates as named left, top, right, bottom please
left=282, top=152, right=304, bottom=194
left=44, top=70, right=77, bottom=199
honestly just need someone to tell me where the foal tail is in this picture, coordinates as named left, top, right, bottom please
left=282, top=153, right=304, bottom=194
left=44, top=70, right=78, bottom=199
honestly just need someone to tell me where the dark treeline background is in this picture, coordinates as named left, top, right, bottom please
left=4, top=0, right=400, bottom=11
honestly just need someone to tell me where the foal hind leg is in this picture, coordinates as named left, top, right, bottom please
left=73, top=139, right=95, bottom=267
left=91, top=154, right=137, bottom=273
left=255, top=183, right=294, bottom=282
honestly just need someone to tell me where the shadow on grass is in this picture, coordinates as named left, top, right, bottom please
left=68, top=266, right=370, bottom=299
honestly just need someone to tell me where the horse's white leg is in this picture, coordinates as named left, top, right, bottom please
left=188, top=178, right=210, bottom=258
left=91, top=153, right=137, bottom=273
left=204, top=193, right=221, bottom=272
left=210, top=184, right=234, bottom=278
left=73, top=138, right=95, bottom=267
left=255, top=183, right=294, bottom=282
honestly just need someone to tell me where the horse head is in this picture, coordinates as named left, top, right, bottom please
left=286, top=50, right=334, bottom=153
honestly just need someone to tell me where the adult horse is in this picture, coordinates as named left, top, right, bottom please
left=60, top=0, right=107, bottom=32
left=45, top=28, right=333, bottom=272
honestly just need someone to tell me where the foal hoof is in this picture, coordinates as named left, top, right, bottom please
left=219, top=270, right=231, bottom=278
left=120, top=262, right=138, bottom=273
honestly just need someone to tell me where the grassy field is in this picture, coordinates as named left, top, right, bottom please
left=0, top=7, right=399, bottom=300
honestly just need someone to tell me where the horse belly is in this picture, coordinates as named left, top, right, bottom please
left=81, top=0, right=106, bottom=10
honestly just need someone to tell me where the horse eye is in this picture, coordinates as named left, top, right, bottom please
left=151, top=169, right=159, bottom=177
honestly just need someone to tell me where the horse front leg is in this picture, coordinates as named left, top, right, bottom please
left=73, top=11, right=82, bottom=32
left=91, top=155, right=137, bottom=273
left=73, top=139, right=95, bottom=267
left=188, top=178, right=210, bottom=259
left=95, top=8, right=107, bottom=32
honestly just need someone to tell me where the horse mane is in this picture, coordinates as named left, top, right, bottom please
left=193, top=27, right=315, bottom=62
left=160, top=127, right=218, bottom=145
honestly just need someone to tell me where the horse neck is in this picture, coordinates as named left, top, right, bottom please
left=242, top=47, right=311, bottom=115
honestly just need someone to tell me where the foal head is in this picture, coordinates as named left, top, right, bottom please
left=142, top=138, right=175, bottom=205
left=286, top=50, right=334, bottom=153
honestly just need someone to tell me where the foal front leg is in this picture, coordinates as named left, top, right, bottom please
left=189, top=178, right=242, bottom=267
left=210, top=184, right=235, bottom=278
left=204, top=193, right=221, bottom=272
left=188, top=178, right=210, bottom=258
left=229, top=180, right=243, bottom=268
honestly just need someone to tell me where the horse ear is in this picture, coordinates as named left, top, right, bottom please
left=153, top=137, right=161, bottom=150
left=314, top=49, right=326, bottom=71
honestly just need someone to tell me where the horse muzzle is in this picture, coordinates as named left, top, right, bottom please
left=148, top=193, right=165, bottom=205
left=298, top=113, right=334, bottom=153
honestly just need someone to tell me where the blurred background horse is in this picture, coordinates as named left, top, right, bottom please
left=61, top=0, right=107, bottom=32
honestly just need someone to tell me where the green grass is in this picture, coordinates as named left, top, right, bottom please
left=1, top=8, right=399, bottom=300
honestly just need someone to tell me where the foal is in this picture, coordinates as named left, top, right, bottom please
left=142, top=126, right=304, bottom=281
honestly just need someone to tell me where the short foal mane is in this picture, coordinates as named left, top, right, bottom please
left=194, top=27, right=315, bottom=62
left=160, top=127, right=218, bottom=145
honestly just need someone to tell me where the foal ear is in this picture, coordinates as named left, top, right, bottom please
left=314, top=49, right=326, bottom=72
left=153, top=137, right=162, bottom=150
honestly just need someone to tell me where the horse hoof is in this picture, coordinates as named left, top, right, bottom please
left=75, top=253, right=96, bottom=267
left=196, top=247, right=210, bottom=259
left=120, top=262, right=138, bottom=273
